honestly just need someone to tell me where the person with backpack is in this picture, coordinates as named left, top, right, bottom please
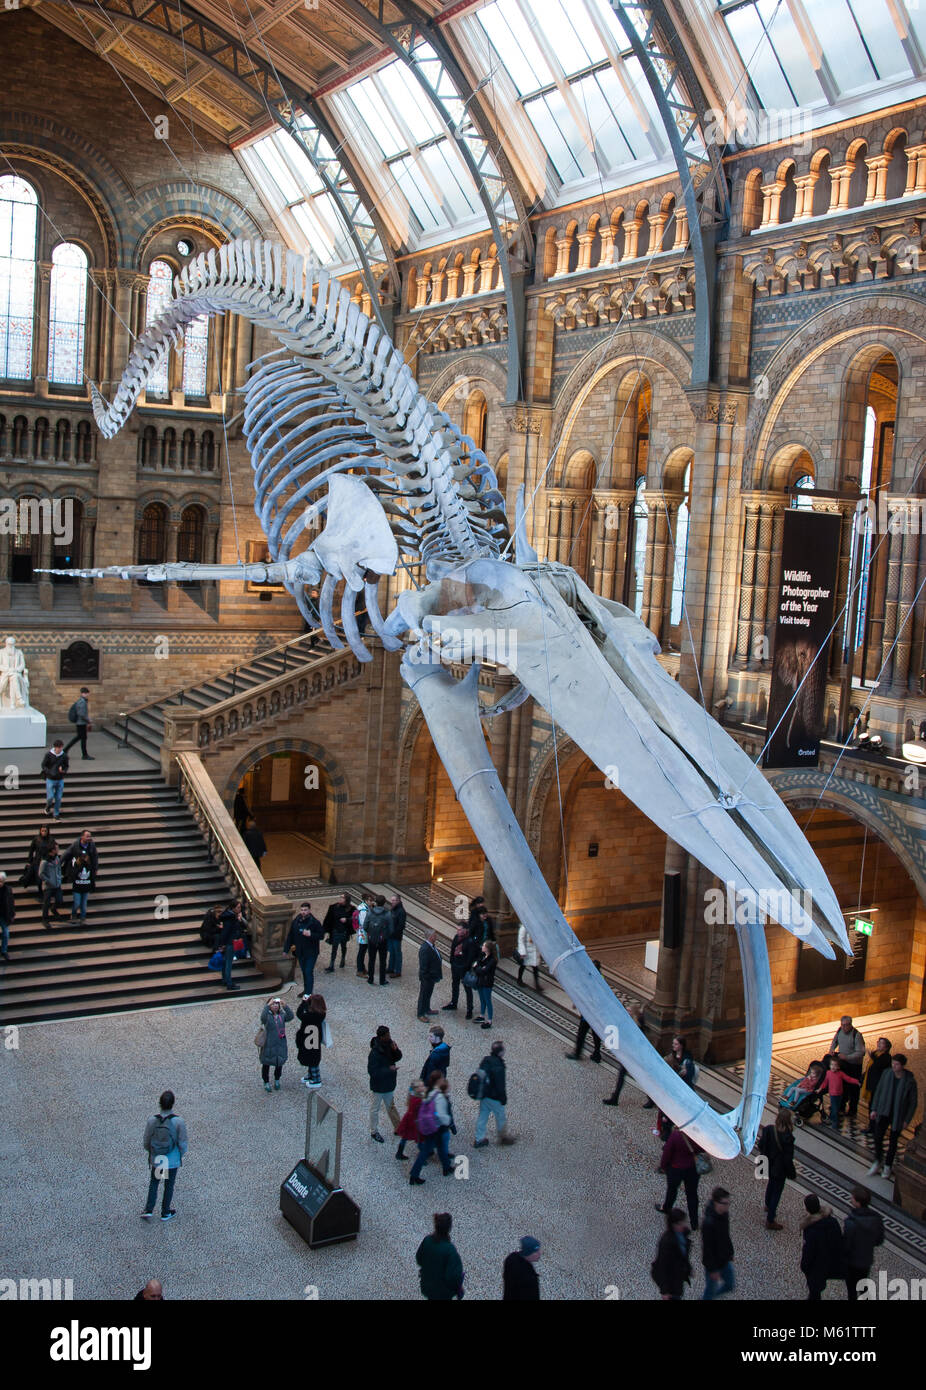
left=20, top=824, right=56, bottom=899
left=367, top=1024, right=402, bottom=1143
left=655, top=1123, right=703, bottom=1231
left=296, top=992, right=327, bottom=1088
left=409, top=1072, right=454, bottom=1183
left=323, top=892, right=353, bottom=972
left=142, top=1089, right=188, bottom=1221
left=41, top=740, right=69, bottom=819
left=651, top=1209, right=692, bottom=1300
left=415, top=1212, right=464, bottom=1301
left=701, top=1187, right=735, bottom=1299
left=387, top=893, right=406, bottom=978
left=365, top=894, right=393, bottom=986
left=800, top=1192, right=846, bottom=1300
left=473, top=938, right=499, bottom=1029
left=0, top=872, right=15, bottom=960
left=64, top=687, right=94, bottom=760
left=420, top=1025, right=450, bottom=1082
left=472, top=1038, right=517, bottom=1147
left=258, top=996, right=294, bottom=1091
left=757, top=1108, right=796, bottom=1229
left=503, top=1237, right=541, bottom=1300
left=39, top=847, right=63, bottom=928
left=844, top=1185, right=884, bottom=1301
left=395, top=1079, right=426, bottom=1161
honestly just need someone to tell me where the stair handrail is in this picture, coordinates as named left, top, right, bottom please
left=183, top=644, right=368, bottom=732
left=113, top=627, right=329, bottom=724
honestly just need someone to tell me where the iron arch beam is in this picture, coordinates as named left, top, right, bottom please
left=329, top=0, right=533, bottom=404
left=608, top=0, right=730, bottom=385
left=49, top=0, right=399, bottom=329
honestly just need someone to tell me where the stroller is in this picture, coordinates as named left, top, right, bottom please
left=778, top=1061, right=827, bottom=1127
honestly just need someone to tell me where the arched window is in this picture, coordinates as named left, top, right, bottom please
left=55, top=418, right=70, bottom=461
left=177, top=504, right=205, bottom=563
left=138, top=503, right=168, bottom=565
left=161, top=427, right=177, bottom=470
left=0, top=176, right=37, bottom=380
left=139, top=425, right=157, bottom=468
left=12, top=495, right=41, bottom=581
left=48, top=243, right=88, bottom=386
left=631, top=476, right=648, bottom=618
left=75, top=420, right=93, bottom=463
left=12, top=415, right=29, bottom=456
left=463, top=390, right=488, bottom=454
left=144, top=260, right=172, bottom=397
left=200, top=430, right=215, bottom=470
left=794, top=473, right=815, bottom=510
left=182, top=314, right=209, bottom=398
left=181, top=429, right=196, bottom=469
left=670, top=465, right=691, bottom=626
left=33, top=417, right=49, bottom=459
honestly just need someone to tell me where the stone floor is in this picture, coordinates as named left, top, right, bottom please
left=2, top=948, right=924, bottom=1301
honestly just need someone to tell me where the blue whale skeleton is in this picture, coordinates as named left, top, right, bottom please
left=54, top=238, right=850, bottom=1158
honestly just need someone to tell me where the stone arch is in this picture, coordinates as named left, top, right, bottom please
left=220, top=736, right=351, bottom=855
left=763, top=440, right=820, bottom=492
left=128, top=182, right=264, bottom=265
left=430, top=351, right=508, bottom=412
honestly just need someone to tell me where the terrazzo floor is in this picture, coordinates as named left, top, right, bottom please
left=2, top=956, right=924, bottom=1301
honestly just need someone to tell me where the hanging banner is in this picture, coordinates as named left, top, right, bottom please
left=763, top=509, right=842, bottom=769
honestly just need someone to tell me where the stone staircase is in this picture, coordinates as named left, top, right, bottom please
left=0, top=766, right=278, bottom=1025
left=102, top=631, right=333, bottom=762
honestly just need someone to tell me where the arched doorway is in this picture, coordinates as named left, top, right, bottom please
left=234, top=749, right=333, bottom=880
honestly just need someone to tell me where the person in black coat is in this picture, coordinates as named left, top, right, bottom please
left=757, top=1110, right=796, bottom=1229
left=701, top=1188, right=735, bottom=1299
left=285, top=902, right=325, bottom=995
left=20, top=825, right=56, bottom=897
left=0, top=871, right=15, bottom=959
left=199, top=903, right=224, bottom=952
left=387, top=893, right=406, bottom=977
left=651, top=1209, right=692, bottom=1300
left=844, top=1185, right=884, bottom=1301
left=473, top=939, right=499, bottom=1030
left=242, top=818, right=267, bottom=869
left=218, top=901, right=244, bottom=991
left=62, top=831, right=99, bottom=889
left=444, top=924, right=479, bottom=1018
left=41, top=741, right=69, bottom=819
left=233, top=787, right=250, bottom=833
left=323, top=893, right=353, bottom=972
left=367, top=1025, right=402, bottom=1141
left=800, top=1193, right=846, bottom=1300
left=296, top=993, right=327, bottom=1088
left=417, top=931, right=442, bottom=1021
left=502, top=1237, right=541, bottom=1300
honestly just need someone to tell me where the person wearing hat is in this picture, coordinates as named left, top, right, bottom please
left=503, top=1237, right=541, bottom=1300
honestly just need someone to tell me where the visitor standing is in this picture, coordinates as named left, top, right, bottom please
left=258, top=996, right=294, bottom=1091
left=20, top=824, right=56, bottom=899
left=387, top=893, right=406, bottom=977
left=233, top=786, right=250, bottom=833
left=420, top=1024, right=450, bottom=1081
left=285, top=901, right=324, bottom=996
left=218, top=900, right=244, bottom=991
left=503, top=1237, right=541, bottom=1300
left=63, top=828, right=98, bottom=892
left=69, top=853, right=93, bottom=924
left=655, top=1123, right=702, bottom=1231
left=515, top=923, right=542, bottom=992
left=64, top=687, right=94, bottom=760
left=40, top=847, right=63, bottom=928
left=844, top=1185, right=884, bottom=1301
left=415, top=1212, right=464, bottom=1301
left=651, top=1209, right=691, bottom=1300
left=868, top=1053, right=918, bottom=1179
left=818, top=1057, right=861, bottom=1130
left=367, top=1024, right=402, bottom=1142
left=417, top=930, right=442, bottom=1021
left=444, top=922, right=478, bottom=1017
left=474, top=938, right=499, bottom=1030
left=141, top=1089, right=187, bottom=1222
left=830, top=1016, right=866, bottom=1119
left=41, top=740, right=69, bottom=819
left=0, top=872, right=15, bottom=959
left=701, top=1188, right=735, bottom=1300
left=799, top=1193, right=845, bottom=1300
left=395, top=1079, right=426, bottom=1161
left=242, top=818, right=267, bottom=870
left=296, top=992, right=327, bottom=1088
left=757, top=1109, right=796, bottom=1229
left=473, top=1038, right=517, bottom=1147
left=365, top=894, right=392, bottom=986
left=323, top=893, right=353, bottom=972
left=863, top=1038, right=893, bottom=1129
left=354, top=893, right=373, bottom=976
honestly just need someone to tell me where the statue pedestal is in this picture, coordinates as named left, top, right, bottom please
left=0, top=705, right=48, bottom=748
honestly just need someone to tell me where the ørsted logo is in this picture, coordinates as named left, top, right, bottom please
left=49, top=1321, right=152, bottom=1371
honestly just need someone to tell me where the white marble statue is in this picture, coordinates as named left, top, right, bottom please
left=0, top=636, right=30, bottom=710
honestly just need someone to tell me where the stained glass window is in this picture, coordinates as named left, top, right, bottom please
left=145, top=259, right=172, bottom=398
left=182, top=314, right=209, bottom=398
left=48, top=242, right=88, bottom=387
left=0, top=176, right=38, bottom=380
left=670, top=465, right=691, bottom=627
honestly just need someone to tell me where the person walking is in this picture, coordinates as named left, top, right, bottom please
left=799, top=1193, right=845, bottom=1300
left=420, top=1024, right=450, bottom=1082
left=296, top=992, right=327, bottom=1088
left=830, top=1015, right=866, bottom=1119
left=232, top=786, right=250, bottom=834
left=63, top=829, right=99, bottom=890
left=242, top=818, right=267, bottom=870
left=863, top=1037, right=893, bottom=1130
left=603, top=1003, right=644, bottom=1107
left=415, top=1212, right=463, bottom=1301
left=655, top=1123, right=702, bottom=1231
left=757, top=1109, right=796, bottom=1229
left=387, top=893, right=406, bottom=977
left=218, top=900, right=244, bottom=991
left=844, top=1185, right=884, bottom=1301
left=258, top=996, right=294, bottom=1091
left=515, top=923, right=542, bottom=992
left=354, top=893, right=373, bottom=976
left=473, top=1038, right=517, bottom=1147
left=365, top=895, right=392, bottom=986
left=417, top=930, right=442, bottom=1021
left=818, top=1056, right=861, bottom=1130
left=0, top=872, right=15, bottom=959
left=323, top=893, right=353, bottom=972
left=409, top=1073, right=454, bottom=1183
left=141, top=1089, right=188, bottom=1222
left=40, top=847, right=63, bottom=929
left=20, top=824, right=56, bottom=899
left=395, top=1079, right=426, bottom=1162
left=443, top=922, right=478, bottom=1017
left=651, top=1209, right=692, bottom=1300
left=367, top=1024, right=402, bottom=1142
left=285, top=901, right=324, bottom=996
left=868, top=1053, right=919, bottom=1179
left=473, top=938, right=499, bottom=1030
left=566, top=959, right=605, bottom=1062
left=503, top=1237, right=541, bottom=1300
left=64, top=686, right=94, bottom=760
left=41, top=740, right=69, bottom=819
left=701, top=1188, right=735, bottom=1300
left=68, top=852, right=93, bottom=924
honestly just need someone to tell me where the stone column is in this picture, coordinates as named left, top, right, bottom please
left=829, top=501, right=856, bottom=679
left=673, top=205, right=689, bottom=250
left=79, top=515, right=95, bottom=612
left=33, top=263, right=52, bottom=397
left=879, top=504, right=905, bottom=686
left=759, top=180, right=783, bottom=228
left=640, top=501, right=659, bottom=629
left=752, top=504, right=778, bottom=663
left=864, top=154, right=891, bottom=206
left=894, top=516, right=919, bottom=692
left=552, top=234, right=572, bottom=277
left=590, top=492, right=624, bottom=601
left=165, top=514, right=180, bottom=613
left=621, top=217, right=642, bottom=260
left=792, top=173, right=816, bottom=220
left=0, top=531, right=10, bottom=609
left=828, top=164, right=853, bottom=212
left=904, top=143, right=926, bottom=196
left=735, top=501, right=761, bottom=664
left=37, top=528, right=53, bottom=611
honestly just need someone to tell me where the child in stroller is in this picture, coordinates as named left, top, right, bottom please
left=779, top=1061, right=827, bottom=1126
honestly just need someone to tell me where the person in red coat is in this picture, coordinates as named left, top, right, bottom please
left=655, top=1124, right=703, bottom=1230
left=395, top=1079, right=426, bottom=1161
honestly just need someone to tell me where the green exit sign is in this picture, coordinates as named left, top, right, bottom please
left=854, top=918, right=874, bottom=936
